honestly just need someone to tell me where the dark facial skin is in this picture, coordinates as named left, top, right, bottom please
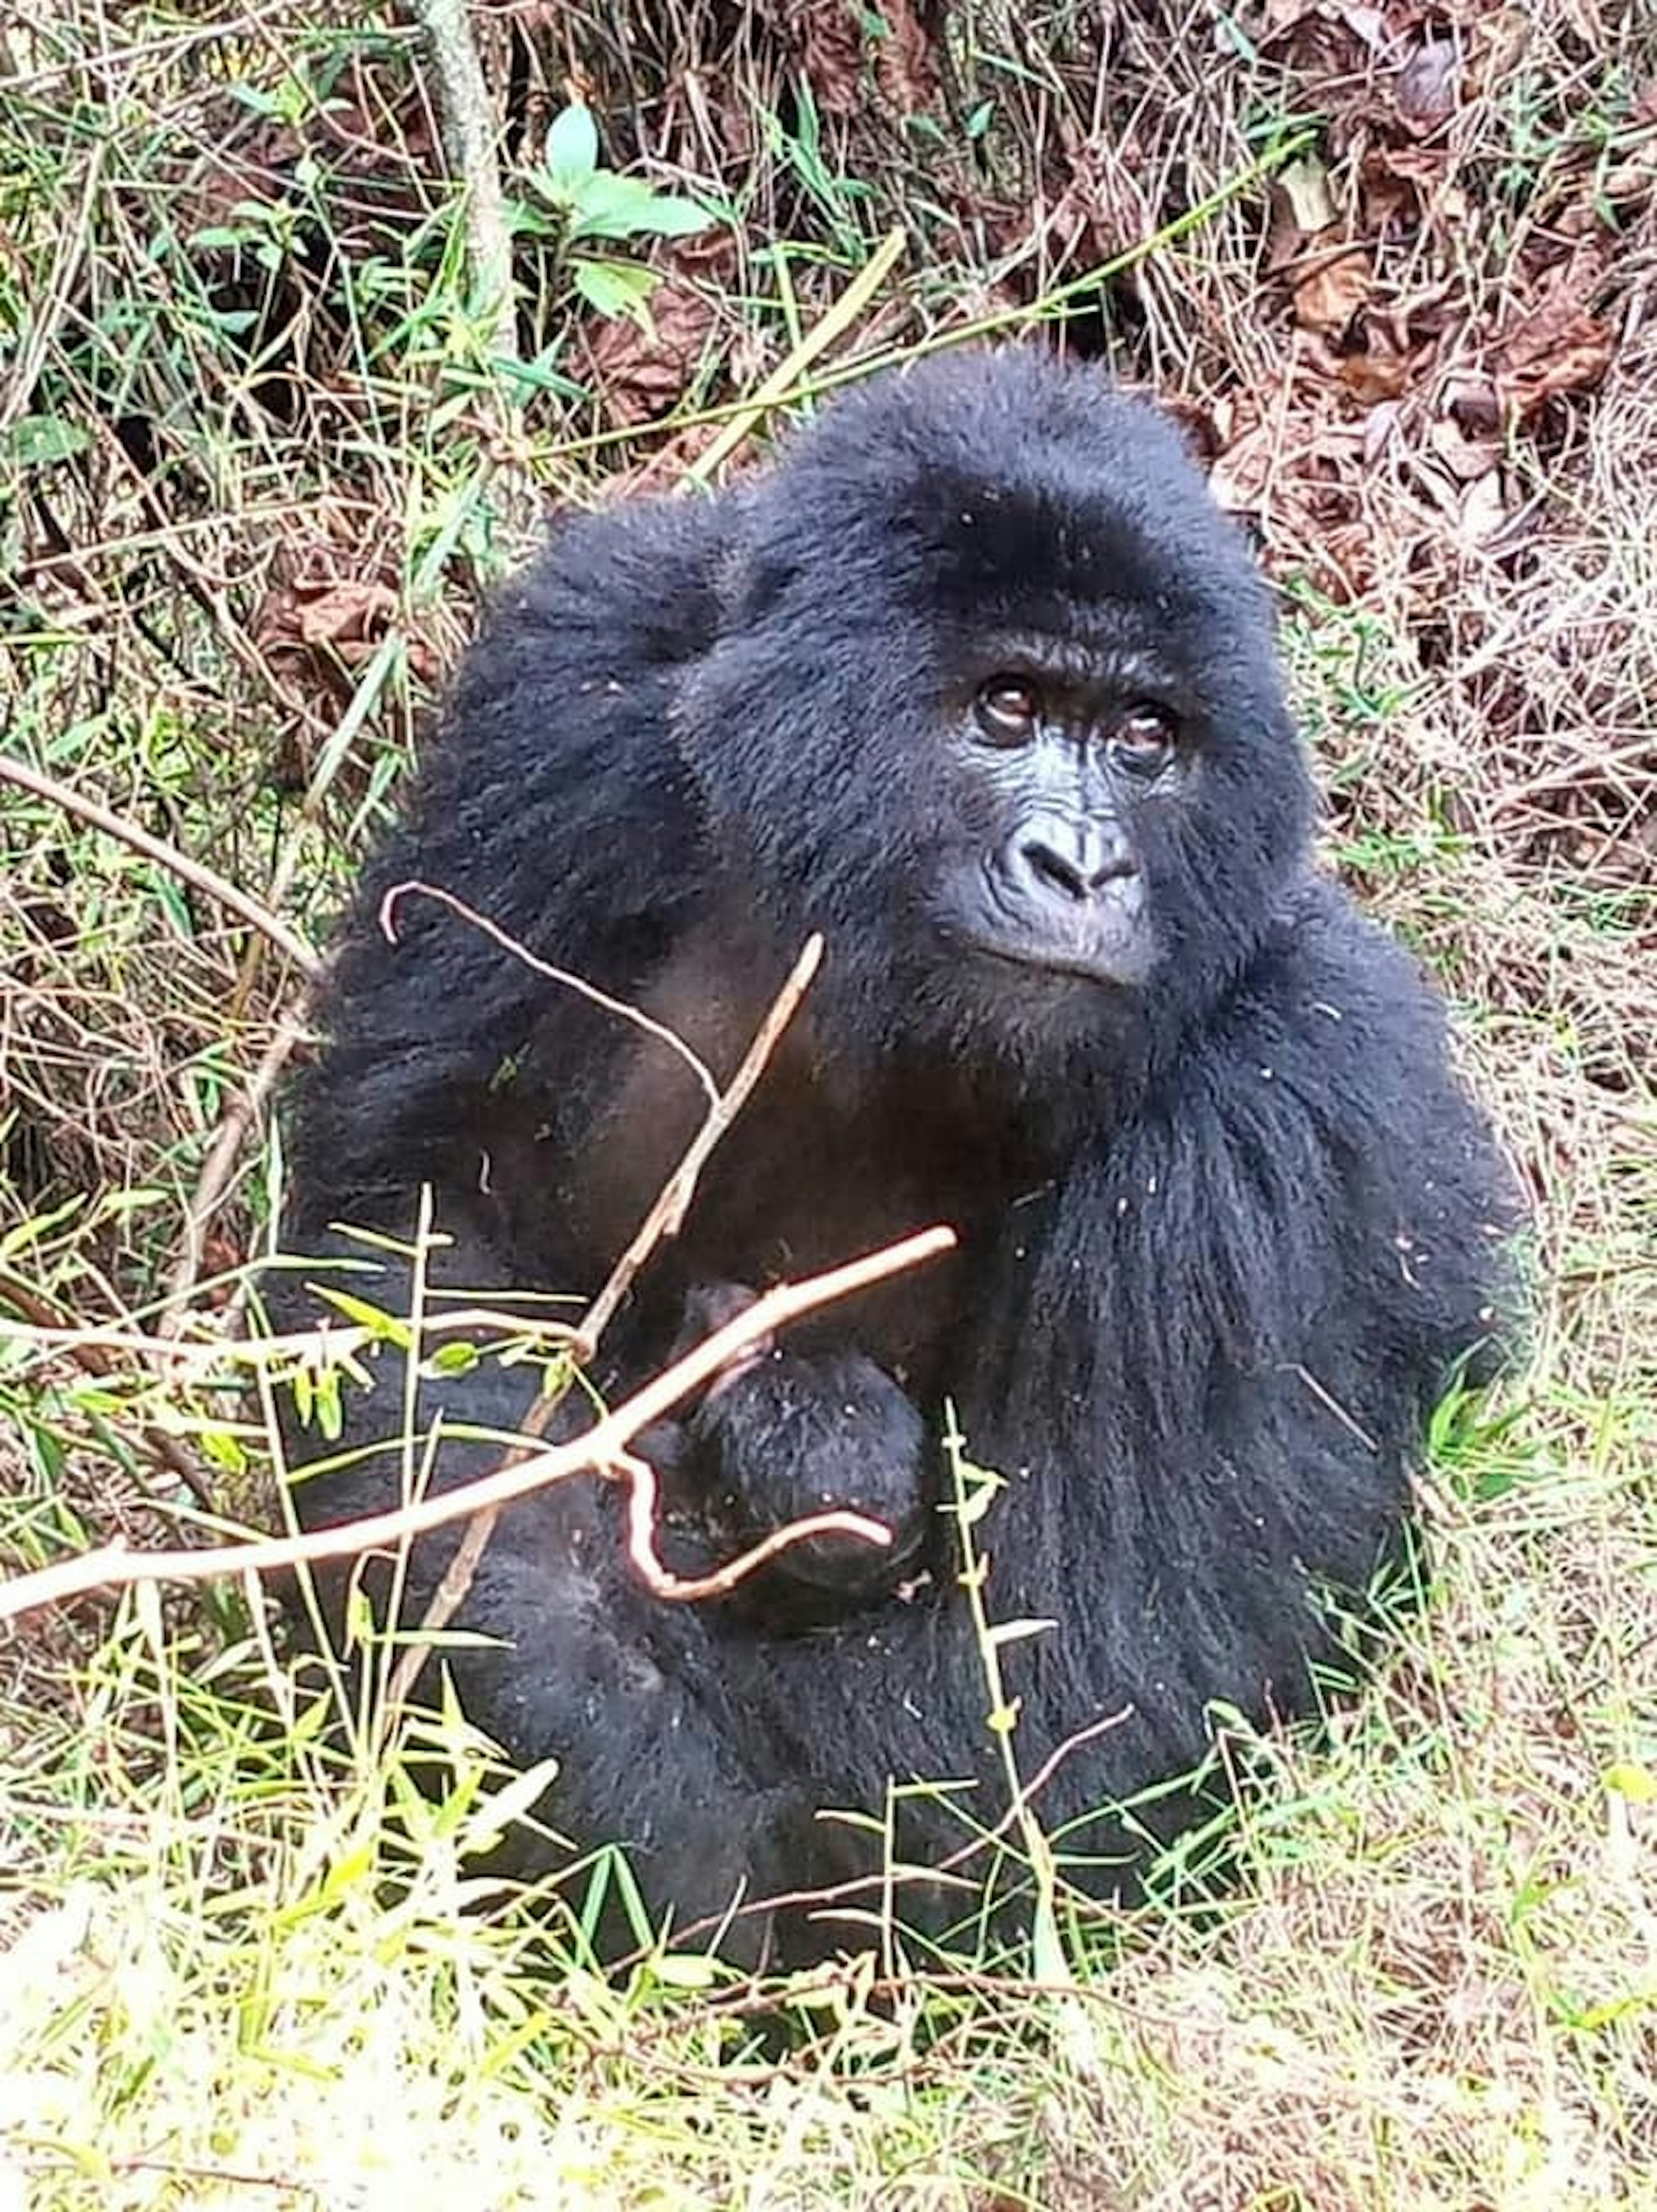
left=934, top=652, right=1186, bottom=990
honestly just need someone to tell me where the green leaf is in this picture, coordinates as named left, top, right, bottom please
left=570, top=171, right=711, bottom=243
left=5, top=414, right=92, bottom=466
left=1605, top=1762, right=1657, bottom=1804
left=571, top=256, right=658, bottom=324
left=317, top=1287, right=415, bottom=1349
left=544, top=102, right=599, bottom=194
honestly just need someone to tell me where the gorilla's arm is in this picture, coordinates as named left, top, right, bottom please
left=283, top=494, right=731, bottom=1239
left=281, top=490, right=936, bottom=1614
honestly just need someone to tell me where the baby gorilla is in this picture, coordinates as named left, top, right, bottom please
left=273, top=346, right=1521, bottom=1966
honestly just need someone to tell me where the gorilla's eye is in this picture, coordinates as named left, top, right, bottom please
left=1111, top=704, right=1178, bottom=775
left=974, top=675, right=1040, bottom=745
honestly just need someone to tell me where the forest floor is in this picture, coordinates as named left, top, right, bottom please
left=1, top=4, right=1654, bottom=2207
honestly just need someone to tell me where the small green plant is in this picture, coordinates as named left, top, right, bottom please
left=512, top=102, right=713, bottom=325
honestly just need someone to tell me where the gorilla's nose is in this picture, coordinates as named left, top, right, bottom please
left=1007, top=814, right=1137, bottom=906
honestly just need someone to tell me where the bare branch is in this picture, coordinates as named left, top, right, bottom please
left=0, top=1226, right=956, bottom=1626
left=365, top=898, right=824, bottom=1700
left=577, top=932, right=823, bottom=1351
left=409, top=0, right=518, bottom=366
left=0, top=753, right=318, bottom=977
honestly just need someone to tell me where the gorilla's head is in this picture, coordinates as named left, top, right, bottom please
left=677, top=348, right=1314, bottom=1076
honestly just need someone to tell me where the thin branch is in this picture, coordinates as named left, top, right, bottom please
left=678, top=229, right=907, bottom=487
left=0, top=1272, right=214, bottom=1509
left=576, top=932, right=823, bottom=1352
left=0, top=753, right=318, bottom=977
left=369, top=904, right=822, bottom=1702
left=160, top=998, right=312, bottom=1330
left=0, top=1226, right=956, bottom=1625
left=410, top=0, right=518, bottom=366
left=380, top=881, right=719, bottom=1107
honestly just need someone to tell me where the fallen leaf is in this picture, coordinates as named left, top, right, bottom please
left=795, top=0, right=864, bottom=116
left=1279, top=154, right=1339, bottom=233
left=1338, top=347, right=1412, bottom=404
left=1426, top=415, right=1499, bottom=483
left=1495, top=265, right=1616, bottom=419
left=873, top=0, right=938, bottom=114
left=294, top=577, right=397, bottom=651
left=1293, top=245, right=1372, bottom=336
left=1497, top=315, right=1615, bottom=416
left=584, top=281, right=716, bottom=428
left=1395, top=36, right=1462, bottom=133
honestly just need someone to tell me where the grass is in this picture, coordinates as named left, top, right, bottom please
left=3, top=2, right=1655, bottom=2206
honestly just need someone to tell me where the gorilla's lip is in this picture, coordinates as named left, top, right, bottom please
left=941, top=873, right=1150, bottom=986
left=951, top=926, right=1142, bottom=987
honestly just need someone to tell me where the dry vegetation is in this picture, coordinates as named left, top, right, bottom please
left=1, top=3, right=1654, bottom=2206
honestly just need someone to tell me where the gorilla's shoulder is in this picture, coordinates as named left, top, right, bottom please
left=460, top=490, right=735, bottom=689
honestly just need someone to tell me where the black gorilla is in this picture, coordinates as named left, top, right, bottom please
left=274, top=347, right=1518, bottom=1963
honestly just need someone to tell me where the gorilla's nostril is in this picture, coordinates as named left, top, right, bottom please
left=1021, top=839, right=1089, bottom=901
left=1015, top=828, right=1136, bottom=903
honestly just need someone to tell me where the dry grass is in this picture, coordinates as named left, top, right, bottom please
left=1, top=2, right=1654, bottom=2206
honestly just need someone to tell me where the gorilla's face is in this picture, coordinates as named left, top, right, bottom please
left=928, top=657, right=1194, bottom=992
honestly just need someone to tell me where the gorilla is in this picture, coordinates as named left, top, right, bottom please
left=272, top=346, right=1519, bottom=1966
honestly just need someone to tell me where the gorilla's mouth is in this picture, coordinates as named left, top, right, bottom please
left=940, top=871, right=1153, bottom=988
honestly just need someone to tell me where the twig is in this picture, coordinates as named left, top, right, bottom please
left=0, top=1226, right=955, bottom=1626
left=576, top=932, right=823, bottom=1353
left=0, top=1272, right=214, bottom=1509
left=0, top=753, right=318, bottom=977
left=160, top=998, right=312, bottom=1331
left=679, top=229, right=907, bottom=487
left=410, top=0, right=518, bottom=366
left=380, top=881, right=718, bottom=1107
left=619, top=1712, right=1136, bottom=1967
left=367, top=890, right=821, bottom=1700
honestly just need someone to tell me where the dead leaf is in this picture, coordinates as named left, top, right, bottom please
left=1395, top=36, right=1462, bottom=134
left=873, top=0, right=938, bottom=115
left=1208, top=421, right=1278, bottom=514
left=1292, top=245, right=1372, bottom=337
left=795, top=0, right=864, bottom=116
left=1426, top=416, right=1499, bottom=483
left=1494, top=264, right=1616, bottom=420
left=1338, top=348, right=1412, bottom=404
left=293, top=578, right=397, bottom=653
left=1497, top=314, right=1615, bottom=417
left=584, top=282, right=716, bottom=428
left=1279, top=155, right=1339, bottom=234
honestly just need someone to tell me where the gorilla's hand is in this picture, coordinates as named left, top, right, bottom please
left=658, top=1282, right=933, bottom=1624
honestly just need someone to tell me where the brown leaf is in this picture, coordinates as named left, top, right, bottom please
left=584, top=282, right=716, bottom=428
left=795, top=0, right=864, bottom=116
left=1208, top=421, right=1278, bottom=515
left=1360, top=144, right=1449, bottom=231
left=1292, top=246, right=1372, bottom=337
left=873, top=0, right=938, bottom=115
left=1497, top=313, right=1615, bottom=416
left=1337, top=347, right=1411, bottom=405
left=1494, top=264, right=1616, bottom=419
left=293, top=577, right=397, bottom=652
left=1394, top=36, right=1462, bottom=134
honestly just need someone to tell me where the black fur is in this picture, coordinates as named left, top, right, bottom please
left=273, top=348, right=1519, bottom=1964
